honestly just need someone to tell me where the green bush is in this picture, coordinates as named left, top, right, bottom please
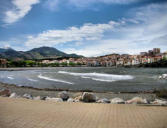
left=155, top=89, right=167, bottom=99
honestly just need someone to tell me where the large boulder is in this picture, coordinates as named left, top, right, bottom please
left=45, top=97, right=63, bottom=102
left=67, top=98, right=75, bottom=102
left=111, top=98, right=125, bottom=104
left=9, top=93, right=19, bottom=98
left=23, top=94, right=33, bottom=99
left=126, top=97, right=148, bottom=104
left=81, top=92, right=97, bottom=102
left=97, top=98, right=110, bottom=103
left=151, top=99, right=167, bottom=106
left=58, top=91, right=69, bottom=101
left=0, top=89, right=11, bottom=97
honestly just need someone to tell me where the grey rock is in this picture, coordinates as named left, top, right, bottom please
left=151, top=99, right=167, bottom=106
left=23, top=93, right=33, bottom=99
left=81, top=92, right=97, bottom=102
left=33, top=96, right=41, bottom=100
left=110, top=98, right=125, bottom=104
left=67, top=98, right=75, bottom=102
left=9, top=93, right=19, bottom=98
left=97, top=98, right=110, bottom=103
left=126, top=97, right=148, bottom=104
left=45, top=97, right=63, bottom=102
left=58, top=91, right=69, bottom=101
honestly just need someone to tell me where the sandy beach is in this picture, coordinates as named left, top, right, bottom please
left=0, top=97, right=167, bottom=128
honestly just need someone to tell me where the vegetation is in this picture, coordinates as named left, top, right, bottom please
left=138, top=59, right=167, bottom=68
left=7, top=60, right=37, bottom=67
left=155, top=89, right=167, bottom=99
left=6, top=60, right=82, bottom=67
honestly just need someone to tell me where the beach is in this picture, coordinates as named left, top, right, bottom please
left=0, top=82, right=156, bottom=101
left=0, top=67, right=167, bottom=128
left=0, top=97, right=167, bottom=128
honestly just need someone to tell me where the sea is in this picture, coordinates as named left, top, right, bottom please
left=0, top=67, right=167, bottom=92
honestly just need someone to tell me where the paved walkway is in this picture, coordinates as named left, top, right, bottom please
left=0, top=97, right=167, bottom=128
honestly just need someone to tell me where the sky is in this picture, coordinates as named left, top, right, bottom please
left=0, top=0, right=167, bottom=57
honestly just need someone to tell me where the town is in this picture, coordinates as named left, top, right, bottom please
left=40, top=48, right=167, bottom=67
left=0, top=48, right=167, bottom=67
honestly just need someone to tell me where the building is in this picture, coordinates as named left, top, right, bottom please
left=140, top=52, right=147, bottom=56
left=153, top=48, right=160, bottom=55
left=148, top=50, right=154, bottom=56
left=0, top=59, right=7, bottom=67
left=163, top=51, right=167, bottom=59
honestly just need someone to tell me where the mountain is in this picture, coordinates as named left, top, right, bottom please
left=0, top=46, right=83, bottom=60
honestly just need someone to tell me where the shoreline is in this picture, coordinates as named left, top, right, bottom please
left=0, top=82, right=157, bottom=101
left=0, top=67, right=164, bottom=101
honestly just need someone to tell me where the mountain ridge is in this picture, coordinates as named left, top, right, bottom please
left=0, top=46, right=83, bottom=60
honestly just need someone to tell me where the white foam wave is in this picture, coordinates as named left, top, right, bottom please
left=58, top=71, right=134, bottom=82
left=7, top=76, right=14, bottom=80
left=27, top=78, right=38, bottom=82
left=38, top=74, right=73, bottom=85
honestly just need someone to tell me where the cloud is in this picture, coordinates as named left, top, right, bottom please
left=43, top=0, right=140, bottom=11
left=25, top=21, right=118, bottom=48
left=24, top=2, right=167, bottom=57
left=68, top=0, right=139, bottom=7
left=3, top=0, right=40, bottom=24
left=63, top=3, right=167, bottom=56
left=2, top=2, right=167, bottom=57
left=43, top=0, right=60, bottom=11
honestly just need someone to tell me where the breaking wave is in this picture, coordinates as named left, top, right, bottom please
left=27, top=78, right=38, bottom=82
left=7, top=76, right=14, bottom=80
left=38, top=74, right=73, bottom=85
left=58, top=71, right=134, bottom=82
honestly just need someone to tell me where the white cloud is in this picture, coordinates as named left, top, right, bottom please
left=43, top=0, right=59, bottom=11
left=3, top=2, right=167, bottom=57
left=25, top=21, right=118, bottom=48
left=24, top=2, right=167, bottom=57
left=43, top=0, right=140, bottom=10
left=68, top=0, right=139, bottom=7
left=64, top=3, right=167, bottom=56
left=3, top=0, right=40, bottom=24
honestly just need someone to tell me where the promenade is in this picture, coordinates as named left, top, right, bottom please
left=0, top=97, right=167, bottom=128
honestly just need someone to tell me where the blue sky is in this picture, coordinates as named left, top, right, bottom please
left=0, top=0, right=167, bottom=57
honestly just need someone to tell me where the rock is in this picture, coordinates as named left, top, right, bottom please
left=58, top=91, right=69, bottom=101
left=33, top=96, right=41, bottom=100
left=74, top=96, right=82, bottom=102
left=110, top=98, right=125, bottom=104
left=9, top=93, right=19, bottom=98
left=97, top=98, right=110, bottom=103
left=151, top=99, right=167, bottom=106
left=0, top=89, right=11, bottom=97
left=23, top=94, right=33, bottom=99
left=67, top=98, right=75, bottom=102
left=45, top=97, right=63, bottom=102
left=41, top=96, right=47, bottom=100
left=126, top=97, right=148, bottom=104
left=81, top=92, right=97, bottom=102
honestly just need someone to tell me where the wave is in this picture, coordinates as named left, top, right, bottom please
left=58, top=71, right=134, bottom=82
left=7, top=76, right=14, bottom=80
left=38, top=74, right=73, bottom=85
left=27, top=78, right=38, bottom=82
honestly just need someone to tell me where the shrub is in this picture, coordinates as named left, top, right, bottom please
left=155, top=89, right=167, bottom=99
